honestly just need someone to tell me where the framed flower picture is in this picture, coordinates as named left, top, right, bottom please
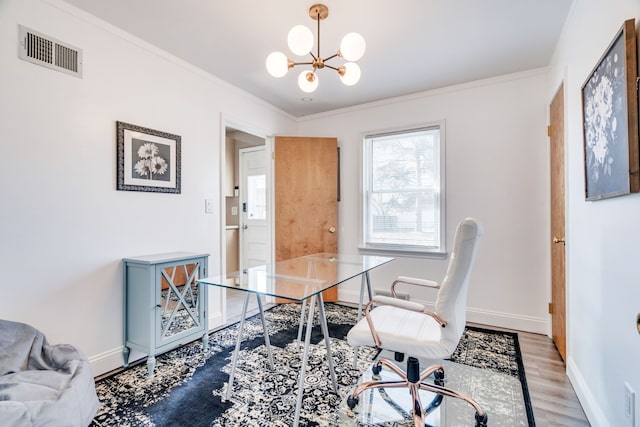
left=581, top=18, right=639, bottom=201
left=116, top=121, right=181, bottom=193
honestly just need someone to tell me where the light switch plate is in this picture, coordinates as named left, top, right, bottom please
left=231, top=206, right=238, bottom=215
left=205, top=199, right=214, bottom=214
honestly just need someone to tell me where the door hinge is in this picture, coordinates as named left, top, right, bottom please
left=547, top=125, right=551, bottom=137
left=272, top=152, right=275, bottom=159
left=548, top=303, right=553, bottom=314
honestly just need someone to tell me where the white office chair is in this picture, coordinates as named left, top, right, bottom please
left=346, top=218, right=487, bottom=426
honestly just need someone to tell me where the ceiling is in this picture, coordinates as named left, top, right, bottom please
left=63, top=0, right=574, bottom=118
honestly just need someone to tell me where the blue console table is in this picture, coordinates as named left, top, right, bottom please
left=122, top=252, right=209, bottom=377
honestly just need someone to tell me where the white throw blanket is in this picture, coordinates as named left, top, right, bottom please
left=0, top=319, right=99, bottom=427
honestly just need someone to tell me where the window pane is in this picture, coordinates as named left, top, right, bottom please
left=371, top=133, right=435, bottom=191
left=247, top=174, right=266, bottom=220
left=368, top=191, right=438, bottom=246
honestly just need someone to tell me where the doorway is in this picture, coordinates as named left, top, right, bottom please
left=220, top=130, right=340, bottom=320
left=223, top=126, right=269, bottom=323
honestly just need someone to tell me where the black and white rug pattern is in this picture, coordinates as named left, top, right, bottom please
left=92, top=303, right=378, bottom=427
left=92, top=305, right=533, bottom=427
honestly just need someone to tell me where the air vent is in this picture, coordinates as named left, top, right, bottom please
left=18, top=25, right=82, bottom=78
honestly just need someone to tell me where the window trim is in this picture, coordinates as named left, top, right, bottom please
left=358, top=121, right=447, bottom=258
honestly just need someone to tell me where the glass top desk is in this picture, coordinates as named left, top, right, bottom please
left=198, top=252, right=394, bottom=427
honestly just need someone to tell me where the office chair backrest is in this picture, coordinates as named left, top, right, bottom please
left=434, top=218, right=483, bottom=354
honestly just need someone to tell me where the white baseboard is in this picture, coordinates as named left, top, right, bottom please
left=209, top=312, right=223, bottom=330
left=567, top=357, right=607, bottom=427
left=466, top=307, right=548, bottom=335
left=88, top=346, right=126, bottom=377
left=338, top=289, right=549, bottom=335
left=90, top=312, right=224, bottom=378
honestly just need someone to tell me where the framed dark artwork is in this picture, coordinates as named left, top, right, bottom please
left=581, top=18, right=639, bottom=201
left=116, top=121, right=181, bottom=193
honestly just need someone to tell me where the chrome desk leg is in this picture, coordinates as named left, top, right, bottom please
left=256, top=294, right=274, bottom=369
left=354, top=271, right=373, bottom=368
left=296, top=298, right=307, bottom=351
left=225, top=292, right=250, bottom=401
left=357, top=271, right=373, bottom=320
left=357, top=273, right=366, bottom=321
left=293, top=294, right=317, bottom=427
left=317, top=293, right=338, bottom=393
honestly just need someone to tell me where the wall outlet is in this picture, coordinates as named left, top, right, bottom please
left=625, top=382, right=635, bottom=425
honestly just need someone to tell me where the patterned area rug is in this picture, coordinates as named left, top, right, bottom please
left=91, top=304, right=534, bottom=427
left=450, top=326, right=535, bottom=426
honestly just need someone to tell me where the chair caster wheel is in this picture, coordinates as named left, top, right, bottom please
left=372, top=364, right=382, bottom=375
left=475, top=412, right=488, bottom=426
left=434, top=369, right=445, bottom=386
left=347, top=396, right=359, bottom=410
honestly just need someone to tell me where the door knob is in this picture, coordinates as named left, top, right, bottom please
left=242, top=224, right=248, bottom=230
left=328, top=227, right=336, bottom=233
left=553, top=236, right=565, bottom=244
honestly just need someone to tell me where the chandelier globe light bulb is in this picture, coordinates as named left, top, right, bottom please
left=287, top=25, right=314, bottom=56
left=298, top=70, right=318, bottom=93
left=266, top=51, right=289, bottom=77
left=340, top=32, right=366, bottom=61
left=339, top=62, right=361, bottom=86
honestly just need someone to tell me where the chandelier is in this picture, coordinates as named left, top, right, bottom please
left=265, top=3, right=366, bottom=93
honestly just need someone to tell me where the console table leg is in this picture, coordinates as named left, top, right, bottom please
left=146, top=355, right=155, bottom=378
left=202, top=333, right=209, bottom=352
left=123, top=346, right=130, bottom=368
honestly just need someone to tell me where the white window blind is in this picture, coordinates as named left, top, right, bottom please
left=361, top=125, right=445, bottom=255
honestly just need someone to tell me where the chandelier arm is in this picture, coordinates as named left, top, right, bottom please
left=291, top=61, right=314, bottom=66
left=323, top=53, right=340, bottom=63
left=324, top=64, right=341, bottom=72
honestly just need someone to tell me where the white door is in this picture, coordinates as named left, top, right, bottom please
left=239, top=146, right=268, bottom=270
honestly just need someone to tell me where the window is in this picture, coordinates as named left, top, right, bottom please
left=247, top=174, right=266, bottom=220
left=361, top=124, right=445, bottom=256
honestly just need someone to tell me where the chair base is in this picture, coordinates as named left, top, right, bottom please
left=347, top=357, right=488, bottom=427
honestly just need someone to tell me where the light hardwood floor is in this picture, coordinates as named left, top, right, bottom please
left=469, top=322, right=590, bottom=426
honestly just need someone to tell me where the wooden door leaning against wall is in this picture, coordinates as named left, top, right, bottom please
left=274, top=136, right=338, bottom=302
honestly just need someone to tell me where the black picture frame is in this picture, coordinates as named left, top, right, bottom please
left=581, top=19, right=639, bottom=201
left=116, top=121, right=181, bottom=194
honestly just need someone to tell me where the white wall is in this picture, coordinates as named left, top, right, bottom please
left=548, top=1, right=640, bottom=426
left=297, top=69, right=551, bottom=334
left=0, top=0, right=296, bottom=376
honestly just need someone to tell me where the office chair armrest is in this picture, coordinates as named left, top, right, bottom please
left=391, top=276, right=439, bottom=297
left=423, top=310, right=447, bottom=327
left=372, top=295, right=425, bottom=311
